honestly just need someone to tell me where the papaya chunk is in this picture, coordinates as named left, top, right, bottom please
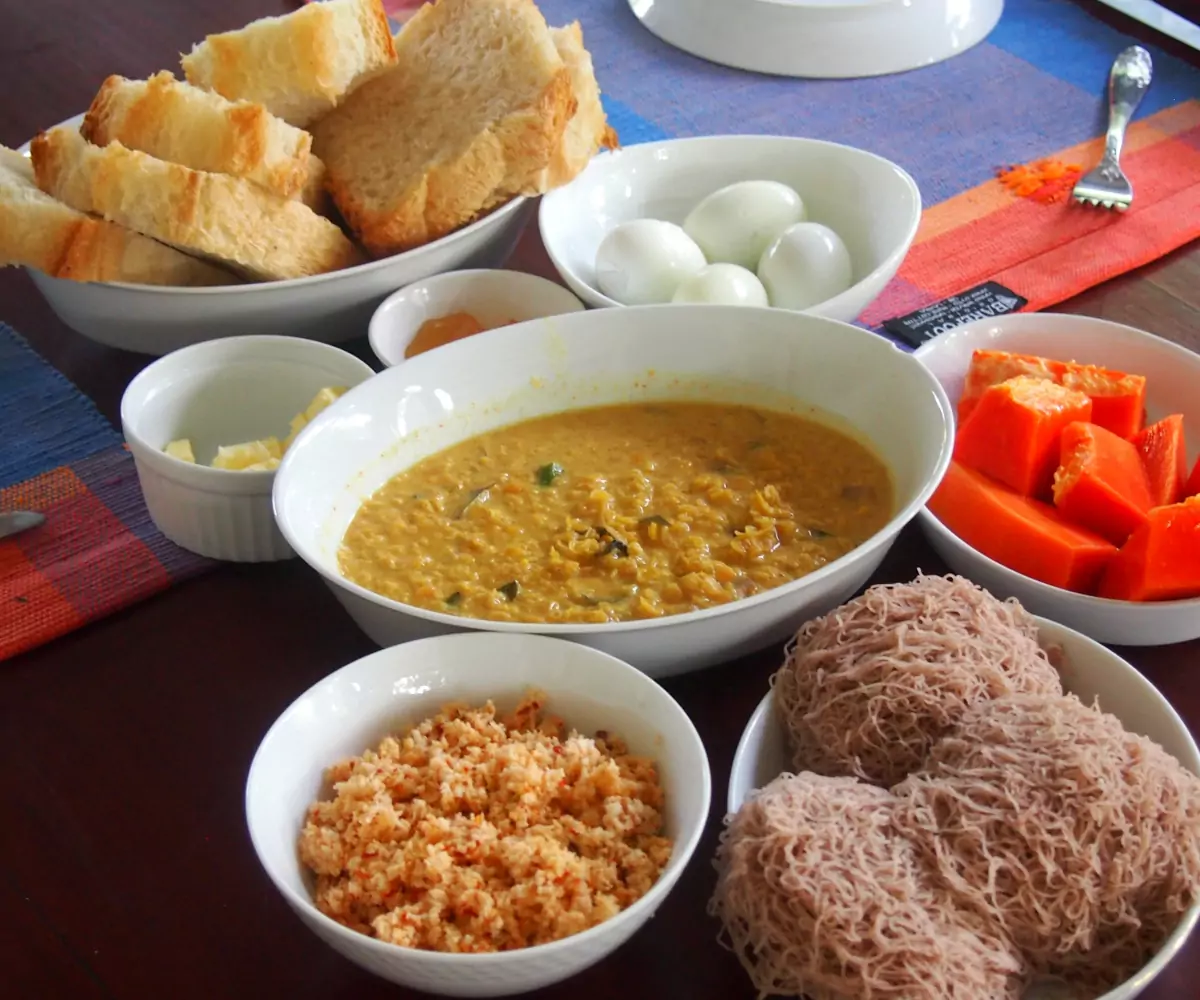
left=1099, top=497, right=1200, bottom=601
left=929, top=461, right=1117, bottom=593
left=1052, top=422, right=1153, bottom=546
left=954, top=375, right=1092, bottom=497
left=1131, top=414, right=1188, bottom=507
left=957, top=349, right=1146, bottom=437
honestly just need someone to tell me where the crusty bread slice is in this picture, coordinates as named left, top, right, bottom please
left=30, top=128, right=363, bottom=281
left=536, top=23, right=618, bottom=189
left=181, top=0, right=397, bottom=128
left=311, top=0, right=575, bottom=256
left=82, top=71, right=313, bottom=198
left=0, top=145, right=234, bottom=286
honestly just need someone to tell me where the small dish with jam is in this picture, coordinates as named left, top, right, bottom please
left=367, top=268, right=586, bottom=367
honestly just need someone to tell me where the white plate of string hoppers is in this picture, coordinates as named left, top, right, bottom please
left=720, top=573, right=1200, bottom=998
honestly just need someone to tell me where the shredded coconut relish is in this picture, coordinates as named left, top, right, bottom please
left=298, top=690, right=672, bottom=952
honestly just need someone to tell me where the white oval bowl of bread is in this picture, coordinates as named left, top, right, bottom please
left=3, top=0, right=616, bottom=355
left=538, top=134, right=921, bottom=322
left=272, top=303, right=954, bottom=679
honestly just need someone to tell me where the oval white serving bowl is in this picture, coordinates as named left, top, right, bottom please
left=18, top=118, right=531, bottom=356
left=914, top=313, right=1200, bottom=646
left=273, top=304, right=953, bottom=678
left=367, top=269, right=586, bottom=368
left=727, top=615, right=1200, bottom=1000
left=245, top=631, right=712, bottom=998
left=538, top=135, right=921, bottom=322
left=121, top=336, right=376, bottom=562
left=627, top=0, right=1004, bottom=80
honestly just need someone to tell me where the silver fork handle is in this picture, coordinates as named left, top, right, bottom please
left=1105, top=46, right=1153, bottom=162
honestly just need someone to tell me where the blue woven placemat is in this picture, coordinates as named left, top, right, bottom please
left=0, top=327, right=213, bottom=661
left=531, top=0, right=1200, bottom=207
left=0, top=324, right=121, bottom=486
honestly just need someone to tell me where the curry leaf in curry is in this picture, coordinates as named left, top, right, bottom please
left=536, top=461, right=564, bottom=486
left=498, top=581, right=520, bottom=601
left=596, top=526, right=629, bottom=559
left=457, top=484, right=493, bottom=518
left=639, top=515, right=670, bottom=528
left=445, top=591, right=463, bottom=606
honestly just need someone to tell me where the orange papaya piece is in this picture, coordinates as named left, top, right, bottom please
left=958, top=350, right=1064, bottom=422
left=1131, top=414, right=1188, bottom=507
left=1052, top=421, right=1154, bottom=545
left=1099, top=497, right=1200, bottom=601
left=1058, top=363, right=1147, bottom=438
left=954, top=375, right=1092, bottom=497
left=957, top=349, right=1147, bottom=438
left=929, top=461, right=1117, bottom=593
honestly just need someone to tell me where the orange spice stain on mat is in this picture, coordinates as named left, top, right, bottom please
left=996, top=158, right=1083, bottom=205
left=406, top=312, right=517, bottom=359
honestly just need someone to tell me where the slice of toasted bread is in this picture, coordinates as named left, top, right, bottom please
left=82, top=71, right=313, bottom=198
left=536, top=23, right=618, bottom=189
left=30, top=129, right=363, bottom=281
left=0, top=145, right=234, bottom=286
left=181, top=0, right=397, bottom=128
left=311, top=0, right=574, bottom=256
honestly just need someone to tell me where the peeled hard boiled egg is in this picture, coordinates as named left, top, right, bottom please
left=757, top=222, right=852, bottom=311
left=594, top=219, right=707, bottom=305
left=683, top=181, right=805, bottom=270
left=671, top=264, right=769, bottom=306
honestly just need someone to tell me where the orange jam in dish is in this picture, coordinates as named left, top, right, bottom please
left=406, top=312, right=492, bottom=358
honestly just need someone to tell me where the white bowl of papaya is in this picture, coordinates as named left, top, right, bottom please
left=915, top=313, right=1200, bottom=647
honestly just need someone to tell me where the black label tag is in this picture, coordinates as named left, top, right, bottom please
left=881, top=282, right=1029, bottom=348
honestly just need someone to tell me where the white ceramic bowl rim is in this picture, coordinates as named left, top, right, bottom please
left=539, top=134, right=921, bottom=316
left=245, top=632, right=712, bottom=967
left=915, top=313, right=1200, bottom=612
left=273, top=305, right=955, bottom=636
left=121, top=334, right=377, bottom=489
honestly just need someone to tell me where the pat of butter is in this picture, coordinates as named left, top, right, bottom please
left=165, top=438, right=196, bottom=463
left=212, top=437, right=281, bottom=470
left=162, top=386, right=348, bottom=471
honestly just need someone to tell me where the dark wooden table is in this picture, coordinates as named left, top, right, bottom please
left=3, top=2, right=1199, bottom=998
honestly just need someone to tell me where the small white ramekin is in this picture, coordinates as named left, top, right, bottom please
left=367, top=269, right=585, bottom=368
left=121, top=336, right=376, bottom=562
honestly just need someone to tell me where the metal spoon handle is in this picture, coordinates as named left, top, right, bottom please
left=1105, top=45, right=1152, bottom=162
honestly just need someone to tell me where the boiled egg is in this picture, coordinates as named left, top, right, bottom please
left=683, top=181, right=805, bottom=270
left=671, top=263, right=769, bottom=306
left=594, top=219, right=707, bottom=305
left=757, top=222, right=852, bottom=311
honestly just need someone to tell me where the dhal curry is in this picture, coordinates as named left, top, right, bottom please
left=338, top=402, right=893, bottom=623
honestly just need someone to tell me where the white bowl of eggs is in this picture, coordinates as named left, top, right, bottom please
left=538, top=135, right=921, bottom=321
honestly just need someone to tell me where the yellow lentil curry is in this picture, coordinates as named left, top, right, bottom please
left=338, top=402, right=893, bottom=623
